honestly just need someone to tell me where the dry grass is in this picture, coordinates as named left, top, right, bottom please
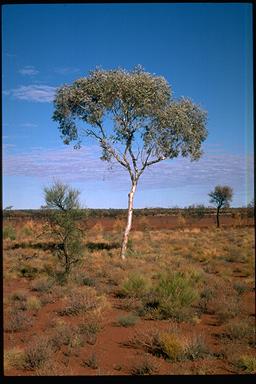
left=3, top=219, right=255, bottom=376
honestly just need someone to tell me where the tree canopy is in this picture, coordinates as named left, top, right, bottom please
left=53, top=66, right=207, bottom=183
left=209, top=185, right=233, bottom=209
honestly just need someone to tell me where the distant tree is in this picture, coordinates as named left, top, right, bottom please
left=184, top=204, right=206, bottom=219
left=247, top=199, right=254, bottom=218
left=4, top=206, right=13, bottom=210
left=53, top=66, right=207, bottom=259
left=43, top=181, right=84, bottom=275
left=209, top=185, right=233, bottom=228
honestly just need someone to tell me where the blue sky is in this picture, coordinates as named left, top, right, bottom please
left=2, top=3, right=253, bottom=209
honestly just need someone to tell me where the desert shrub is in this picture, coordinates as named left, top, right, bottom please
left=222, top=320, right=255, bottom=345
left=10, top=290, right=27, bottom=303
left=78, top=319, right=102, bottom=336
left=210, top=295, right=240, bottom=323
left=198, top=286, right=216, bottom=313
left=224, top=246, right=246, bottom=263
left=26, top=296, right=42, bottom=311
left=58, top=287, right=100, bottom=316
left=184, top=334, right=209, bottom=360
left=177, top=212, right=186, bottom=228
left=139, top=216, right=151, bottom=231
left=23, top=337, right=53, bottom=370
left=20, top=225, right=33, bottom=237
left=113, top=218, right=125, bottom=232
left=49, top=321, right=75, bottom=350
left=117, top=313, right=138, bottom=327
left=19, top=264, right=38, bottom=279
left=82, top=353, right=99, bottom=369
left=233, top=282, right=248, bottom=295
left=153, top=272, right=199, bottom=321
left=129, top=328, right=209, bottom=363
left=72, top=271, right=96, bottom=287
left=156, top=332, right=185, bottom=361
left=236, top=355, right=256, bottom=373
left=131, top=356, right=159, bottom=375
left=3, top=225, right=16, bottom=240
left=4, top=348, right=26, bottom=371
left=31, top=277, right=54, bottom=292
left=5, top=308, right=33, bottom=332
left=119, top=273, right=149, bottom=298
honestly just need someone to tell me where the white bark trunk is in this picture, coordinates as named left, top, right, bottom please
left=120, top=182, right=137, bottom=260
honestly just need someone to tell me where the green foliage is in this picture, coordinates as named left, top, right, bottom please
left=53, top=66, right=207, bottom=164
left=236, top=355, right=256, bottom=373
left=117, top=313, right=138, bottom=327
left=153, top=272, right=199, bottom=321
left=3, top=225, right=16, bottom=240
left=43, top=181, right=84, bottom=275
left=44, top=180, right=81, bottom=211
left=120, top=274, right=149, bottom=298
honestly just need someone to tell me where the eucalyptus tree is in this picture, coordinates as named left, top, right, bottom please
left=209, top=185, right=233, bottom=228
left=53, top=66, right=207, bottom=259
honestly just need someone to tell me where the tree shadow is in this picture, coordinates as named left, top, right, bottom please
left=86, top=241, right=120, bottom=251
left=7, top=241, right=61, bottom=251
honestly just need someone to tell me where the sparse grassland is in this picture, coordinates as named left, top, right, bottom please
left=3, top=215, right=255, bottom=375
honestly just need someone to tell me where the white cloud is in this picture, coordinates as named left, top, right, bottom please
left=54, top=67, right=80, bottom=75
left=3, top=145, right=254, bottom=204
left=9, top=85, right=56, bottom=103
left=20, top=123, right=38, bottom=128
left=19, top=66, right=39, bottom=76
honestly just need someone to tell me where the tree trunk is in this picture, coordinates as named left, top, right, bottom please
left=120, top=182, right=137, bottom=260
left=216, top=206, right=220, bottom=228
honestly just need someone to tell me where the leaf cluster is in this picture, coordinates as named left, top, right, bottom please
left=209, top=185, right=233, bottom=208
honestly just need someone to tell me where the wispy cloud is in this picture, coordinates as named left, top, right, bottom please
left=54, top=67, right=80, bottom=75
left=7, top=85, right=56, bottom=103
left=5, top=53, right=16, bottom=58
left=3, top=146, right=254, bottom=200
left=20, top=123, right=38, bottom=128
left=19, top=66, right=39, bottom=76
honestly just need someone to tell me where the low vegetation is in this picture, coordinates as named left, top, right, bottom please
left=3, top=213, right=255, bottom=375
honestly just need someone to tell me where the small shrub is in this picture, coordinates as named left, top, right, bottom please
left=31, top=277, right=54, bottom=292
left=78, top=318, right=102, bottom=345
left=119, top=274, right=149, bottom=298
left=223, top=320, right=255, bottom=345
left=4, top=348, right=26, bottom=370
left=73, top=271, right=96, bottom=287
left=3, top=225, right=16, bottom=240
left=82, top=353, right=99, bottom=369
left=58, top=287, right=98, bottom=316
left=26, top=296, right=42, bottom=311
left=233, top=282, right=248, bottom=295
left=224, top=246, right=246, bottom=263
left=23, top=338, right=52, bottom=370
left=131, top=356, right=159, bottom=375
left=236, top=355, right=256, bottom=373
left=10, top=290, right=27, bottom=303
left=157, top=332, right=185, bottom=361
left=184, top=334, right=209, bottom=360
left=117, top=313, right=138, bottom=327
left=5, top=308, right=32, bottom=332
left=212, top=296, right=240, bottom=323
left=19, top=264, right=38, bottom=279
left=49, top=321, right=75, bottom=350
left=153, top=272, right=199, bottom=321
